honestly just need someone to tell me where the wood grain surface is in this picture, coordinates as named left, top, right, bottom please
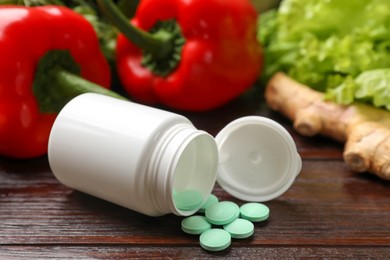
left=1, top=96, right=389, bottom=259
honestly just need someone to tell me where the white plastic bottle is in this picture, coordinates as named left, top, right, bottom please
left=48, top=93, right=218, bottom=216
left=49, top=93, right=302, bottom=217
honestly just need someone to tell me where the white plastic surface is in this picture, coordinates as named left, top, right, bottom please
left=215, top=116, right=301, bottom=202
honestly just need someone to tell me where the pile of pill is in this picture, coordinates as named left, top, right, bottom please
left=180, top=194, right=270, bottom=252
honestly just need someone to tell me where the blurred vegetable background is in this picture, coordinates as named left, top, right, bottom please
left=261, top=0, right=390, bottom=180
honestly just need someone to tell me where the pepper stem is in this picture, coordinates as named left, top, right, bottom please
left=33, top=50, right=127, bottom=113
left=96, top=0, right=173, bottom=59
left=54, top=69, right=126, bottom=101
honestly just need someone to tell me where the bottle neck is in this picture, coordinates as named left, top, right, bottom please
left=146, top=123, right=218, bottom=216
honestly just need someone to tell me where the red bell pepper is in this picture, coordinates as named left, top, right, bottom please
left=98, top=0, right=263, bottom=111
left=0, top=5, right=124, bottom=158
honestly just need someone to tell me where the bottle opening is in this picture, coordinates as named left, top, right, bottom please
left=172, top=133, right=218, bottom=216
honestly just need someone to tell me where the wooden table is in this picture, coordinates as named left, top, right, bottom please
left=1, top=94, right=389, bottom=259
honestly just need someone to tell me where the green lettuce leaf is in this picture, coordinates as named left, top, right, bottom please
left=326, top=69, right=390, bottom=110
left=258, top=0, right=390, bottom=109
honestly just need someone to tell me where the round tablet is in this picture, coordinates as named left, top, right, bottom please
left=174, top=189, right=203, bottom=211
left=223, top=218, right=254, bottom=239
left=181, top=215, right=212, bottom=235
left=205, top=201, right=239, bottom=225
left=199, top=229, right=231, bottom=252
left=240, top=202, right=270, bottom=222
left=198, top=194, right=219, bottom=213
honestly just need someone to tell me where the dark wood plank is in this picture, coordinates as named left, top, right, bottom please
left=1, top=246, right=390, bottom=259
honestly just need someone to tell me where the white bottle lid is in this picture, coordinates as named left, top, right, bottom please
left=215, top=116, right=302, bottom=202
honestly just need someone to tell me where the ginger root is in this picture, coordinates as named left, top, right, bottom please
left=265, top=72, right=390, bottom=180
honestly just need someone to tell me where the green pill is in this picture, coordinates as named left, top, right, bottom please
left=223, top=218, right=254, bottom=239
left=181, top=215, right=212, bottom=235
left=198, top=194, right=219, bottom=213
left=199, top=229, right=231, bottom=252
left=205, top=201, right=240, bottom=225
left=174, top=189, right=203, bottom=211
left=240, top=202, right=270, bottom=222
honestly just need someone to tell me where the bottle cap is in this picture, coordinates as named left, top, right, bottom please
left=215, top=116, right=301, bottom=202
